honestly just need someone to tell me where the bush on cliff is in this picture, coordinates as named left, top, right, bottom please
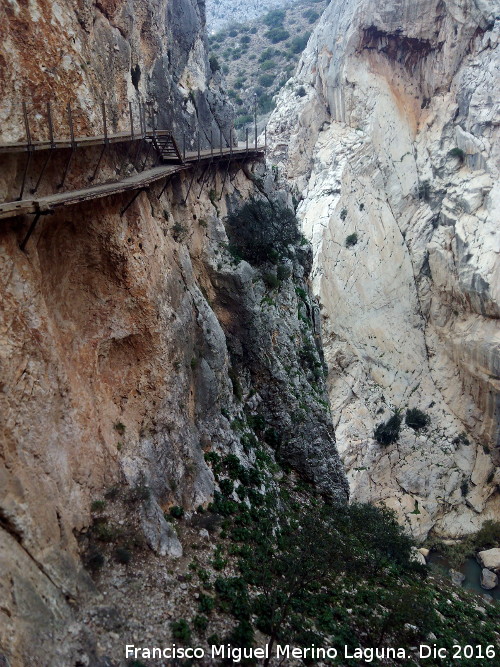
left=225, top=198, right=300, bottom=265
left=374, top=410, right=402, bottom=445
left=405, top=407, right=430, bottom=430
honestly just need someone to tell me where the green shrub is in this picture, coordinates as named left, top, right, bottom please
left=259, top=47, right=279, bottom=62
left=290, top=33, right=311, bottom=54
left=448, top=147, right=465, bottom=161
left=169, top=505, right=184, bottom=519
left=86, top=549, right=105, bottom=572
left=219, top=479, right=234, bottom=497
left=234, top=114, right=253, bottom=129
left=303, top=8, right=320, bottom=23
left=257, top=94, right=275, bottom=114
left=225, top=198, right=300, bottom=266
left=114, top=547, right=132, bottom=564
left=193, top=614, right=209, bottom=633
left=258, top=73, right=275, bottom=87
left=296, top=86, right=306, bottom=97
left=171, top=619, right=191, bottom=643
left=473, top=520, right=500, bottom=549
left=265, top=27, right=290, bottom=44
left=374, top=411, right=402, bottom=445
left=345, top=233, right=358, bottom=247
left=260, top=59, right=275, bottom=71
left=340, top=208, right=348, bottom=221
left=209, top=55, right=220, bottom=72
left=263, top=9, right=285, bottom=27
left=198, top=593, right=216, bottom=614
left=263, top=272, right=280, bottom=289
left=91, top=500, right=106, bottom=512
left=114, top=421, right=125, bottom=435
left=127, top=482, right=151, bottom=503
left=405, top=408, right=430, bottom=430
left=276, top=264, right=292, bottom=281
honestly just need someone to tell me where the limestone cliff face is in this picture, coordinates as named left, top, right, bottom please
left=0, top=0, right=233, bottom=146
left=0, top=2, right=347, bottom=665
left=268, top=0, right=500, bottom=539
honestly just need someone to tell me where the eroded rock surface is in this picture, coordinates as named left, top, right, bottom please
left=268, top=0, right=500, bottom=539
left=0, top=3, right=347, bottom=665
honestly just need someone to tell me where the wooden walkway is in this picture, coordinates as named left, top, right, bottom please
left=0, top=145, right=265, bottom=221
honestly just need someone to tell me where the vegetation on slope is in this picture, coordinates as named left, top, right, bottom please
left=82, top=198, right=500, bottom=667
left=208, top=0, right=328, bottom=134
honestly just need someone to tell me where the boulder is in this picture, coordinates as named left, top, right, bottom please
left=411, top=548, right=426, bottom=565
left=418, top=548, right=430, bottom=559
left=477, top=548, right=500, bottom=572
left=480, top=568, right=498, bottom=591
left=450, top=569, right=465, bottom=587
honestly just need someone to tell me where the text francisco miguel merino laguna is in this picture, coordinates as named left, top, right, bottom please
left=126, top=643, right=481, bottom=662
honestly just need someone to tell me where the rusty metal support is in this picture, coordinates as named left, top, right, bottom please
left=31, top=150, right=52, bottom=194
left=120, top=187, right=147, bottom=216
left=183, top=168, right=197, bottom=205
left=197, top=163, right=212, bottom=199
left=219, top=158, right=231, bottom=201
left=157, top=175, right=172, bottom=200
left=20, top=211, right=42, bottom=251
left=133, top=138, right=144, bottom=169
left=141, top=141, right=152, bottom=171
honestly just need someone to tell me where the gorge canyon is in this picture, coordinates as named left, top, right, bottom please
left=0, top=0, right=499, bottom=665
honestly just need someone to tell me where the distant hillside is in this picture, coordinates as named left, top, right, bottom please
left=206, top=0, right=294, bottom=33
left=208, top=0, right=328, bottom=135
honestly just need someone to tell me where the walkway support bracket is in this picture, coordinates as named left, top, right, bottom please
left=120, top=187, right=147, bottom=216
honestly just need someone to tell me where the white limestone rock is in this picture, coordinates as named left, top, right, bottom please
left=477, top=548, right=500, bottom=572
left=268, top=0, right=500, bottom=539
left=480, top=568, right=498, bottom=591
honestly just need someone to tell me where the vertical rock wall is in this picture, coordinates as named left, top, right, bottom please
left=268, top=0, right=500, bottom=539
left=0, top=3, right=347, bottom=665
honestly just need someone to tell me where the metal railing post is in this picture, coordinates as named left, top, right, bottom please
left=102, top=102, right=108, bottom=143
left=22, top=101, right=32, bottom=147
left=220, top=129, right=223, bottom=156
left=32, top=102, right=55, bottom=193
left=129, top=101, right=134, bottom=139
left=183, top=133, right=186, bottom=160
left=197, top=129, right=200, bottom=161
left=68, top=103, right=75, bottom=147
left=47, top=102, right=55, bottom=147
left=246, top=128, right=249, bottom=151
left=18, top=102, right=33, bottom=200
left=211, top=130, right=213, bottom=157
